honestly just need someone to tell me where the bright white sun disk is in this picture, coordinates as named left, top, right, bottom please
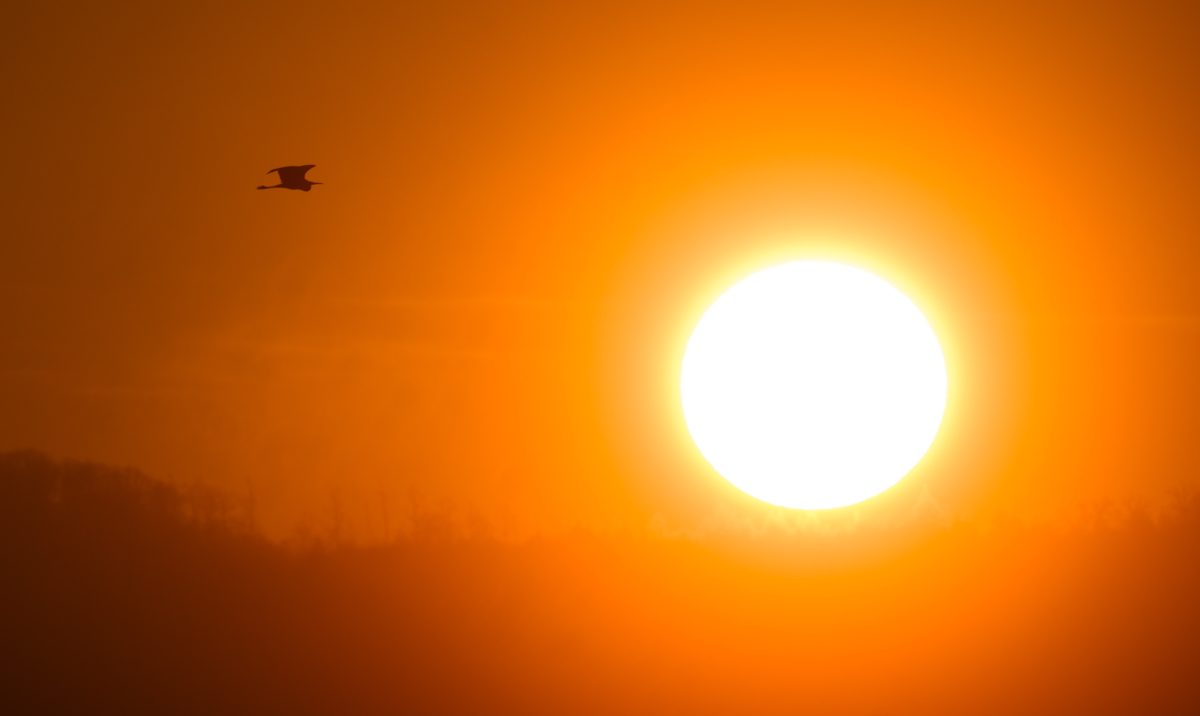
left=681, top=261, right=947, bottom=509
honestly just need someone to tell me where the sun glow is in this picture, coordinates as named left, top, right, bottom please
left=681, top=261, right=947, bottom=509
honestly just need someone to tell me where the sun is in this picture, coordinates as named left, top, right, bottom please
left=681, top=261, right=947, bottom=509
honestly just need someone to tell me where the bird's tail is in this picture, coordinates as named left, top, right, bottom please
left=256, top=185, right=269, bottom=190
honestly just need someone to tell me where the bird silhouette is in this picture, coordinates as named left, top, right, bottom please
left=257, top=165, right=322, bottom=191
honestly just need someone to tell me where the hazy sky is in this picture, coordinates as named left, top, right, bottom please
left=4, top=0, right=1200, bottom=535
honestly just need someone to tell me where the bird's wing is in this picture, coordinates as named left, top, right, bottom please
left=270, top=165, right=315, bottom=183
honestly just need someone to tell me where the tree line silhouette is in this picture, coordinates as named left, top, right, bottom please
left=3, top=450, right=1199, bottom=714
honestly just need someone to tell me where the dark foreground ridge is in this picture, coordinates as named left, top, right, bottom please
left=3, top=451, right=1199, bottom=715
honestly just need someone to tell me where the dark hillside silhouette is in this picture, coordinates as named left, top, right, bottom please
left=3, top=451, right=1200, bottom=715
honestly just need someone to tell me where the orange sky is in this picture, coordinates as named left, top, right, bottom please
left=3, top=0, right=1200, bottom=537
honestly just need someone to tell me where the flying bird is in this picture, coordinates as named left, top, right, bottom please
left=257, top=165, right=322, bottom=191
